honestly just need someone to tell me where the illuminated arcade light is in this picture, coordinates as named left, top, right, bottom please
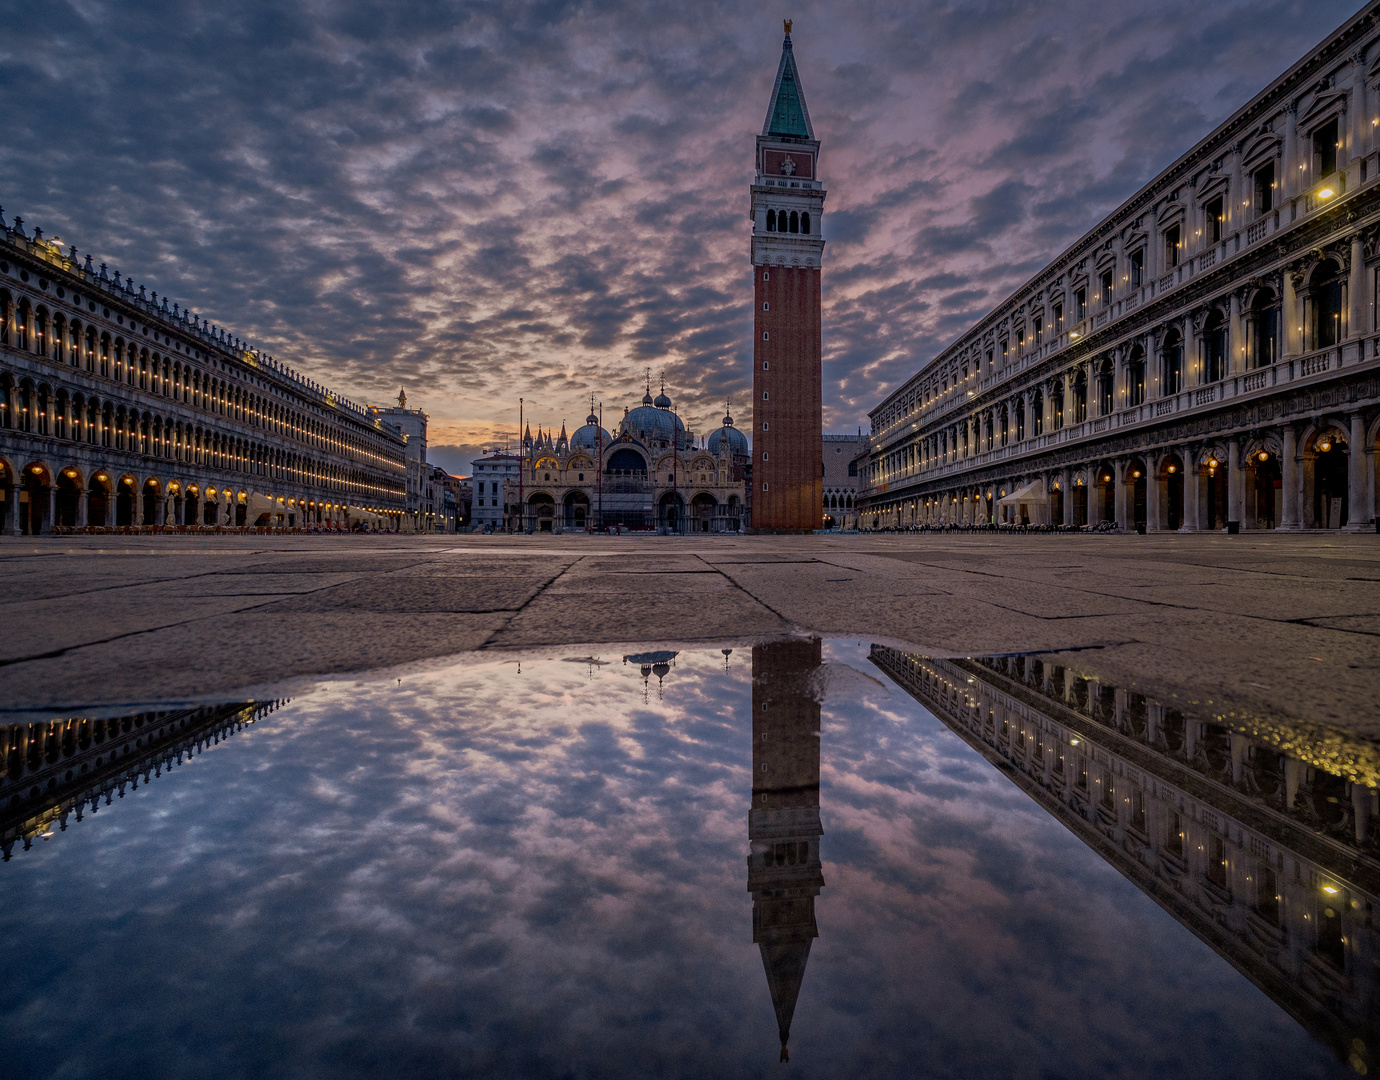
left=1323, top=885, right=1339, bottom=895
left=1258, top=451, right=1269, bottom=462
left=1319, top=440, right=1332, bottom=453
left=1318, top=186, right=1336, bottom=200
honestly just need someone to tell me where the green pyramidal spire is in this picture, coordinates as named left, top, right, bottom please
left=763, top=23, right=814, bottom=140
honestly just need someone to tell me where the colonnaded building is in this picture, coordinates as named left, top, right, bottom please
left=472, top=385, right=751, bottom=532
left=0, top=215, right=409, bottom=533
left=861, top=3, right=1380, bottom=533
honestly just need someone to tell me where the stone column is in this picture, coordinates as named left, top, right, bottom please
left=1280, top=425, right=1301, bottom=529
left=1113, top=458, right=1128, bottom=529
left=1229, top=290, right=1245, bottom=374
left=75, top=488, right=87, bottom=529
left=1062, top=468, right=1075, bottom=526
left=1345, top=412, right=1368, bottom=530
left=1350, top=232, right=1366, bottom=341
left=1282, top=103, right=1298, bottom=200
left=1182, top=453, right=1200, bottom=532
left=1147, top=460, right=1162, bottom=532
left=45, top=484, right=56, bottom=535
left=1283, top=271, right=1301, bottom=358
left=1227, top=439, right=1244, bottom=530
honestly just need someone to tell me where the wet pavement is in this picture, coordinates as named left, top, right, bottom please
left=0, top=639, right=1369, bottom=1078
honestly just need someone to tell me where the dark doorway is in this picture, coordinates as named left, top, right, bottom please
left=1314, top=441, right=1348, bottom=528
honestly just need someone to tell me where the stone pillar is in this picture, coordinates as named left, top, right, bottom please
left=1282, top=103, right=1298, bottom=200
left=1283, top=271, right=1301, bottom=358
left=44, top=484, right=56, bottom=535
left=75, top=488, right=87, bottom=529
left=1227, top=439, right=1244, bottom=530
left=1350, top=232, right=1366, bottom=341
left=1182, top=454, right=1200, bottom=532
left=1062, top=469, right=1075, bottom=526
left=1345, top=412, right=1368, bottom=531
left=1229, top=290, right=1245, bottom=374
left=1280, top=425, right=1301, bottom=529
left=1147, top=461, right=1162, bottom=532
left=1113, top=458, right=1128, bottom=529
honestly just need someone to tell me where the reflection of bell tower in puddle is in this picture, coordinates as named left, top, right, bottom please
left=748, top=638, right=823, bottom=1063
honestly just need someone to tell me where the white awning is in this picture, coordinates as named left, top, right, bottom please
left=996, top=479, right=1047, bottom=506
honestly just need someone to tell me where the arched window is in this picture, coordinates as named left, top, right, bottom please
left=1127, top=346, right=1146, bottom=407
left=789, top=210, right=799, bottom=233
left=766, top=209, right=777, bottom=231
left=1310, top=259, right=1344, bottom=348
left=1162, top=330, right=1184, bottom=395
left=1250, top=289, right=1279, bottom=369
left=1097, top=359, right=1114, bottom=415
left=1015, top=398, right=1025, bottom=441
left=1052, top=382, right=1065, bottom=429
left=1032, top=390, right=1044, bottom=436
left=1072, top=371, right=1087, bottom=424
left=1202, top=309, right=1226, bottom=383
left=801, top=212, right=810, bottom=234
left=0, top=290, right=10, bottom=346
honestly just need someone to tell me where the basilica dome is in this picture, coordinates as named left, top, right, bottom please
left=706, top=410, right=749, bottom=457
left=570, top=410, right=612, bottom=451
left=621, top=400, right=687, bottom=448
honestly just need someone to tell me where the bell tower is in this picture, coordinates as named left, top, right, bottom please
left=751, top=21, right=825, bottom=533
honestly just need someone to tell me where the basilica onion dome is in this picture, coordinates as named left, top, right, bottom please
left=570, top=410, right=613, bottom=451
left=621, top=398, right=688, bottom=447
left=706, top=408, right=749, bottom=457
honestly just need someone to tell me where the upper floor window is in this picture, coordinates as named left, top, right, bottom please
left=1164, top=224, right=1181, bottom=268
left=1313, top=117, right=1339, bottom=178
left=1099, top=269, right=1113, bottom=307
left=1074, top=288, right=1087, bottom=321
left=766, top=209, right=777, bottom=231
left=1129, top=249, right=1144, bottom=289
left=848, top=461, right=857, bottom=476
left=1204, top=196, right=1223, bottom=244
left=1033, top=315, right=1043, bottom=343
left=1053, top=302, right=1063, bottom=330
left=1254, top=162, right=1275, bottom=216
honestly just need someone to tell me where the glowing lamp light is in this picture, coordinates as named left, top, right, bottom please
left=31, top=466, right=42, bottom=474
left=1070, top=738, right=1081, bottom=745
left=1258, top=452, right=1269, bottom=462
left=1167, top=465, right=1176, bottom=474
left=1132, top=469, right=1142, bottom=479
left=1319, top=440, right=1332, bottom=453
left=1323, top=885, right=1339, bottom=895
left=1102, top=474, right=1111, bottom=483
left=1318, top=187, right=1336, bottom=200
left=1207, top=457, right=1219, bottom=469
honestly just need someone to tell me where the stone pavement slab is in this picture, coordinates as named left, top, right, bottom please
left=0, top=533, right=1375, bottom=739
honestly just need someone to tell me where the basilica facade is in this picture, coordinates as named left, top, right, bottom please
left=861, top=4, right=1380, bottom=533
left=481, top=386, right=750, bottom=532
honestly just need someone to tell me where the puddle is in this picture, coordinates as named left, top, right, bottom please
left=0, top=641, right=1368, bottom=1078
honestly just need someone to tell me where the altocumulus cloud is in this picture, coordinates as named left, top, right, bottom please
left=0, top=0, right=1362, bottom=457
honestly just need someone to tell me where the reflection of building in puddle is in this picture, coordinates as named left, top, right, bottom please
left=623, top=650, right=679, bottom=702
left=0, top=702, right=282, bottom=861
left=872, top=646, right=1380, bottom=1072
left=748, top=639, right=824, bottom=1063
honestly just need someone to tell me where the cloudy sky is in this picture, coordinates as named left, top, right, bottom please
left=1, top=1, right=1364, bottom=473
left=1, top=643, right=1336, bottom=1077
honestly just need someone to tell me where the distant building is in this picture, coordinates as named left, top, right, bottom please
left=822, top=432, right=864, bottom=529
left=469, top=451, right=521, bottom=531
left=370, top=392, right=433, bottom=531
left=437, top=471, right=469, bottom=529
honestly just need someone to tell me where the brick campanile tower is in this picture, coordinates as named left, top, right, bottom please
left=750, top=21, right=825, bottom=534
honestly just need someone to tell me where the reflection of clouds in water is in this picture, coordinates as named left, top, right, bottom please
left=0, top=644, right=1343, bottom=1079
